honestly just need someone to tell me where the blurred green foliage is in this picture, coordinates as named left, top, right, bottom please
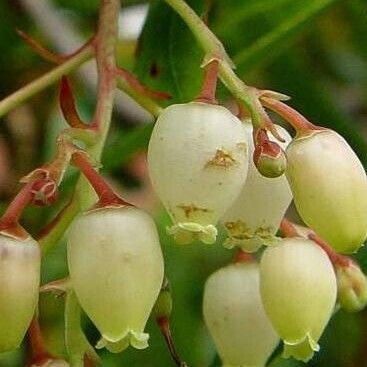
left=0, top=0, right=367, bottom=366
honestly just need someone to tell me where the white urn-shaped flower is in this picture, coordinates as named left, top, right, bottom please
left=148, top=102, right=249, bottom=245
left=67, top=206, right=164, bottom=352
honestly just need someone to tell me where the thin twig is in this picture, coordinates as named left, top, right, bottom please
left=40, top=0, right=120, bottom=254
left=0, top=47, right=93, bottom=118
left=280, top=218, right=352, bottom=267
left=157, top=317, right=188, bottom=367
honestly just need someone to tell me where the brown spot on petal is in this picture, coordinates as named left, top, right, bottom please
left=255, top=225, right=274, bottom=238
left=237, top=142, right=248, bottom=152
left=225, top=220, right=251, bottom=240
left=205, top=149, right=236, bottom=168
left=177, top=204, right=209, bottom=218
left=225, top=220, right=274, bottom=240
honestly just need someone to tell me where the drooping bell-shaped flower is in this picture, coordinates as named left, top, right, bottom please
left=148, top=102, right=249, bottom=245
left=336, top=262, right=367, bottom=313
left=222, top=122, right=292, bottom=252
left=0, top=233, right=41, bottom=352
left=286, top=129, right=367, bottom=253
left=67, top=206, right=164, bottom=353
left=203, top=262, right=279, bottom=367
left=260, top=238, right=337, bottom=362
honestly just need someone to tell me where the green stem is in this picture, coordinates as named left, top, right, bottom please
left=163, top=0, right=263, bottom=127
left=164, top=0, right=229, bottom=60
left=74, top=0, right=121, bottom=212
left=218, top=62, right=262, bottom=124
left=40, top=0, right=120, bottom=254
left=0, top=47, right=93, bottom=118
left=65, top=291, right=83, bottom=367
left=116, top=77, right=163, bottom=117
left=39, top=7, right=120, bottom=365
left=65, top=290, right=100, bottom=367
left=39, top=197, right=79, bottom=254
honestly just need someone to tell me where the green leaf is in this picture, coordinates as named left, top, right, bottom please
left=213, top=0, right=292, bottom=38
left=264, top=50, right=367, bottom=166
left=344, top=0, right=367, bottom=61
left=232, top=0, right=339, bottom=73
left=134, top=0, right=205, bottom=104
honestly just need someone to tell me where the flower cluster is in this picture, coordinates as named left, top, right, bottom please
left=0, top=0, right=366, bottom=365
left=147, top=85, right=367, bottom=364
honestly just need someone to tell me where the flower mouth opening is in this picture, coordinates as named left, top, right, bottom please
left=282, top=333, right=320, bottom=362
left=223, top=222, right=280, bottom=252
left=96, top=329, right=149, bottom=353
left=167, top=222, right=218, bottom=245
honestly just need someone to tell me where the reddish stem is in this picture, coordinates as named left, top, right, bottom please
left=91, top=0, right=119, bottom=130
left=72, top=152, right=130, bottom=208
left=233, top=250, right=255, bottom=264
left=261, top=97, right=319, bottom=134
left=253, top=128, right=283, bottom=158
left=279, top=218, right=299, bottom=238
left=116, top=67, right=171, bottom=100
left=253, top=128, right=265, bottom=146
left=157, top=317, right=187, bottom=367
left=17, top=29, right=63, bottom=64
left=280, top=218, right=352, bottom=268
left=84, top=354, right=96, bottom=367
left=28, top=317, right=53, bottom=365
left=59, top=76, right=89, bottom=129
left=308, top=233, right=352, bottom=268
left=195, top=60, right=219, bottom=104
left=17, top=29, right=95, bottom=65
left=0, top=179, right=43, bottom=229
left=236, top=102, right=251, bottom=120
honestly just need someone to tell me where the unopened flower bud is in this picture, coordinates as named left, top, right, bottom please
left=222, top=123, right=292, bottom=252
left=336, top=263, right=367, bottom=313
left=286, top=129, right=367, bottom=253
left=148, top=102, right=249, bottom=245
left=67, top=206, right=164, bottom=353
left=253, top=139, right=287, bottom=178
left=152, top=281, right=172, bottom=321
left=203, top=263, right=279, bottom=367
left=0, top=234, right=40, bottom=352
left=260, top=238, right=336, bottom=362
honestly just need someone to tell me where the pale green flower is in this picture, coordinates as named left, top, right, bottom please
left=260, top=238, right=337, bottom=362
left=286, top=129, right=367, bottom=253
left=203, top=263, right=279, bottom=367
left=148, top=102, right=249, bottom=245
left=0, top=234, right=40, bottom=352
left=67, top=206, right=164, bottom=352
left=222, top=121, right=292, bottom=252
